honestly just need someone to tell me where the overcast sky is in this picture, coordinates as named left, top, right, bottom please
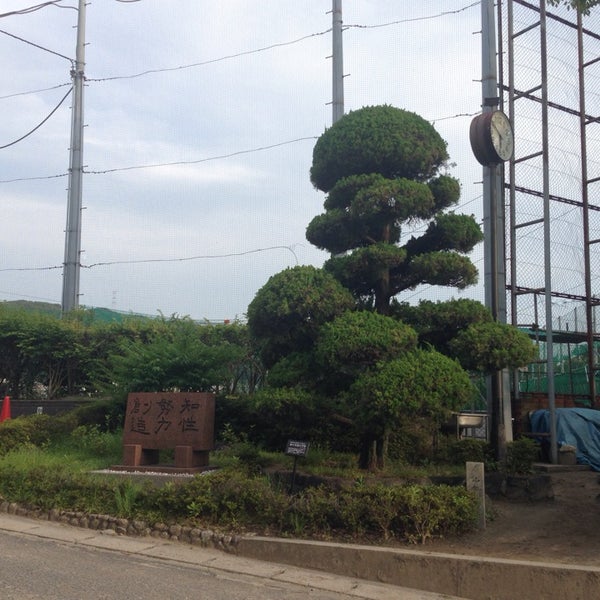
left=1, top=0, right=488, bottom=321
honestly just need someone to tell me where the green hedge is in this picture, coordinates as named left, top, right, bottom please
left=0, top=465, right=478, bottom=544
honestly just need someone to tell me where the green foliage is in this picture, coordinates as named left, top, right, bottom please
left=69, top=425, right=123, bottom=458
left=151, top=469, right=287, bottom=528
left=315, top=310, right=417, bottom=393
left=249, top=388, right=335, bottom=451
left=504, top=437, right=540, bottom=474
left=0, top=306, right=91, bottom=398
left=351, top=348, right=473, bottom=427
left=247, top=266, right=355, bottom=369
left=114, top=480, right=144, bottom=518
left=310, top=105, right=448, bottom=192
left=0, top=306, right=255, bottom=403
left=0, top=463, right=116, bottom=511
left=448, top=321, right=538, bottom=373
left=109, top=316, right=245, bottom=395
left=0, top=416, right=478, bottom=544
left=287, top=483, right=477, bottom=544
left=394, top=484, right=477, bottom=544
left=436, top=438, right=494, bottom=467
left=391, top=299, right=492, bottom=355
left=0, top=414, right=76, bottom=456
left=547, top=0, right=599, bottom=14
left=306, top=105, right=482, bottom=314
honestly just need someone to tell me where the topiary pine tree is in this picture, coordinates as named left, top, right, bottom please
left=307, top=105, right=483, bottom=315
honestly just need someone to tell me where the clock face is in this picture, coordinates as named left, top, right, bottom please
left=489, top=111, right=514, bottom=162
left=469, top=110, right=514, bottom=166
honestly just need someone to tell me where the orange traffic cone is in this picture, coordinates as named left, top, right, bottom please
left=0, top=396, right=11, bottom=422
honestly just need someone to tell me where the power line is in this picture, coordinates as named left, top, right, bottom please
left=0, top=29, right=74, bottom=62
left=343, top=1, right=479, bottom=30
left=0, top=172, right=68, bottom=184
left=83, top=245, right=300, bottom=269
left=83, top=136, right=319, bottom=176
left=0, top=1, right=72, bottom=18
left=0, top=82, right=71, bottom=101
left=0, top=245, right=301, bottom=273
left=0, top=86, right=72, bottom=149
left=87, top=30, right=332, bottom=83
left=85, top=3, right=479, bottom=85
left=0, top=105, right=474, bottom=182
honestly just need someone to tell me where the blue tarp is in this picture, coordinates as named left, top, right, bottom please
left=530, top=408, right=600, bottom=471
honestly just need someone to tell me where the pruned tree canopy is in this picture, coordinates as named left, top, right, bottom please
left=307, top=105, right=483, bottom=314
left=246, top=265, right=355, bottom=369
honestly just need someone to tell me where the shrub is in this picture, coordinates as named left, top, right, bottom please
left=505, top=437, right=539, bottom=474
left=149, top=469, right=287, bottom=528
left=393, top=484, right=478, bottom=544
left=69, top=425, right=122, bottom=458
left=436, top=437, right=493, bottom=467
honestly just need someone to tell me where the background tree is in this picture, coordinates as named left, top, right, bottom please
left=108, top=316, right=246, bottom=397
left=307, top=105, right=483, bottom=315
left=547, top=0, right=599, bottom=13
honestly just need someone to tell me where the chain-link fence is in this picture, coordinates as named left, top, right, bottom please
left=500, top=0, right=600, bottom=402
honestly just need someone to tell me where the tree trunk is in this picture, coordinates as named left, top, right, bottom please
left=376, top=428, right=390, bottom=470
left=359, top=436, right=379, bottom=471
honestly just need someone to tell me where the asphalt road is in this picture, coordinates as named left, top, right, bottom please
left=0, top=529, right=354, bottom=600
left=0, top=514, right=456, bottom=600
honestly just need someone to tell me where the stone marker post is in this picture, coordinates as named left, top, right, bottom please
left=466, top=461, right=486, bottom=529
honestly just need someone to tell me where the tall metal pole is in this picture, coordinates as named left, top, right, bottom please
left=540, top=2, right=558, bottom=464
left=62, top=0, right=86, bottom=314
left=332, top=0, right=344, bottom=124
left=577, top=10, right=596, bottom=409
left=481, top=0, right=512, bottom=459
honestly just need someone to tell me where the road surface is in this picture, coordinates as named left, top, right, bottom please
left=0, top=514, right=458, bottom=599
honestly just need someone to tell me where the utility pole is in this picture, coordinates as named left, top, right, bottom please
left=331, top=0, right=344, bottom=124
left=61, top=0, right=86, bottom=314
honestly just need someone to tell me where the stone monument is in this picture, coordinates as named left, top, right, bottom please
left=115, top=391, right=215, bottom=474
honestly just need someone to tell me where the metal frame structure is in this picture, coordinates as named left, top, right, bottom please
left=500, top=0, right=600, bottom=413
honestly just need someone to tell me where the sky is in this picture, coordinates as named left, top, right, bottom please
left=1, top=0, right=488, bottom=321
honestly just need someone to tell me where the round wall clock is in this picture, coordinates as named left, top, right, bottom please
left=469, top=110, right=514, bottom=166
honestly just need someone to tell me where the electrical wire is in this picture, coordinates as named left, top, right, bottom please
left=86, top=2, right=479, bottom=84
left=0, top=82, right=71, bottom=101
left=0, top=86, right=72, bottom=149
left=87, top=30, right=332, bottom=83
left=83, top=245, right=300, bottom=269
left=0, top=1, right=72, bottom=18
left=83, top=137, right=319, bottom=176
left=0, top=29, right=74, bottom=63
left=0, top=107, right=473, bottom=182
left=0, top=245, right=300, bottom=273
left=343, top=1, right=479, bottom=30
left=0, top=172, right=68, bottom=184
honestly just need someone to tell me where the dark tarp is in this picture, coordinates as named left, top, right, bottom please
left=530, top=408, right=600, bottom=471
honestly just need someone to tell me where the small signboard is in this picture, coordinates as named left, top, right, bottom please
left=285, top=439, right=310, bottom=457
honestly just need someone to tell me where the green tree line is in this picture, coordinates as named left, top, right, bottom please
left=0, top=306, right=257, bottom=400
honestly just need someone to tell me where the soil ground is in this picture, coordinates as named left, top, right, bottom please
left=426, top=467, right=600, bottom=566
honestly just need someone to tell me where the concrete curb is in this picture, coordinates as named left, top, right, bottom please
left=236, top=536, right=600, bottom=600
left=0, top=513, right=460, bottom=600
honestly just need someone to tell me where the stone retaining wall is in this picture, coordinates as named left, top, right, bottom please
left=0, top=500, right=240, bottom=552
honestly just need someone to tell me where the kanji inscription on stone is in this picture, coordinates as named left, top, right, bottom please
left=120, top=392, right=215, bottom=472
